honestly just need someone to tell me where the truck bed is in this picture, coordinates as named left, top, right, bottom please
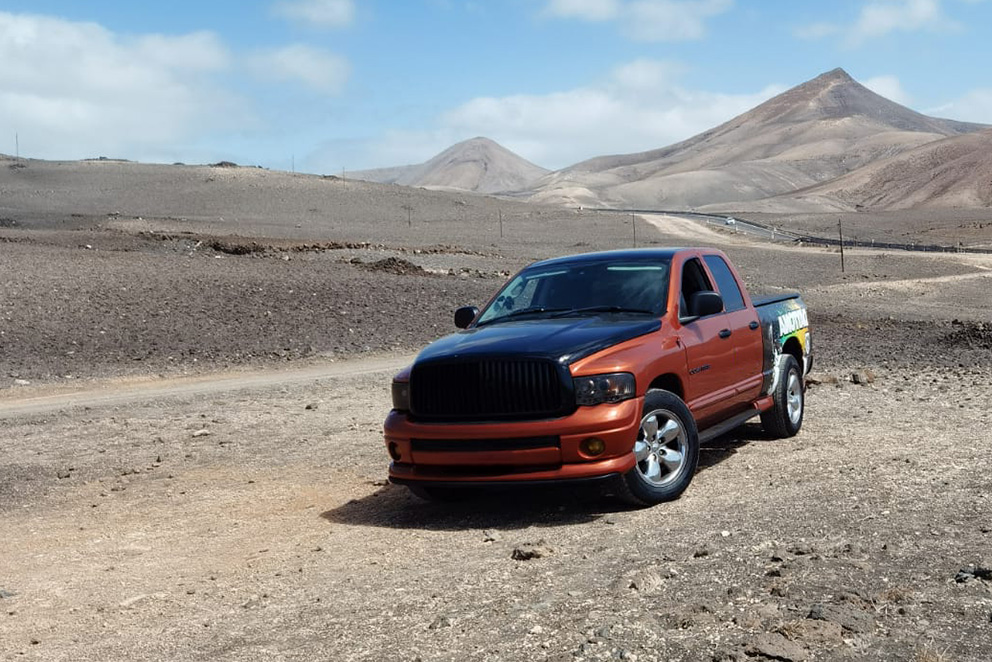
left=752, top=292, right=801, bottom=307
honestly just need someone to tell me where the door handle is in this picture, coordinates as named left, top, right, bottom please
left=719, top=329, right=732, bottom=339
left=749, top=321, right=759, bottom=330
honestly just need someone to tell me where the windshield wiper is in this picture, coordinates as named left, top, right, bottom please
left=476, top=306, right=570, bottom=326
left=550, top=306, right=657, bottom=318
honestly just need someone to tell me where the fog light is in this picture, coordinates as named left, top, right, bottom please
left=387, top=441, right=402, bottom=461
left=580, top=437, right=606, bottom=457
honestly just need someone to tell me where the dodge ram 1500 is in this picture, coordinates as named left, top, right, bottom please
left=384, top=248, right=811, bottom=506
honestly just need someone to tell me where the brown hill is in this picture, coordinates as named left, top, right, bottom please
left=352, top=137, right=549, bottom=194
left=529, top=68, right=986, bottom=209
left=0, top=154, right=553, bottom=242
left=777, top=128, right=992, bottom=211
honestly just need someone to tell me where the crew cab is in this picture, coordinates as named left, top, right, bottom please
left=384, top=248, right=811, bottom=506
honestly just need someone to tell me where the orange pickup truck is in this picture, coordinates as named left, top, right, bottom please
left=384, top=248, right=811, bottom=506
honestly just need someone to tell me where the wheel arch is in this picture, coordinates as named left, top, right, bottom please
left=646, top=373, right=684, bottom=400
left=782, top=337, right=804, bottom=374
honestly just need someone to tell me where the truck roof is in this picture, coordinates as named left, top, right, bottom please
left=529, top=248, right=692, bottom=269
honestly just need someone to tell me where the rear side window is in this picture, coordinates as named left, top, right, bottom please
left=703, top=255, right=745, bottom=312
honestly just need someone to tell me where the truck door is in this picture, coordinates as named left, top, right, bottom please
left=676, top=257, right=738, bottom=425
left=703, top=254, right=764, bottom=401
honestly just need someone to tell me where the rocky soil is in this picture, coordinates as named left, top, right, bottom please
left=2, top=194, right=992, bottom=660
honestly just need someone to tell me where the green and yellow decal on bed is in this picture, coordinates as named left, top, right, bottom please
left=755, top=296, right=812, bottom=395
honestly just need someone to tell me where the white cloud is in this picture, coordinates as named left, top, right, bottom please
left=247, top=44, right=350, bottom=93
left=795, top=0, right=960, bottom=46
left=272, top=0, right=356, bottom=28
left=624, top=0, right=732, bottom=40
left=439, top=58, right=782, bottom=167
left=544, top=0, right=733, bottom=41
left=853, top=0, right=951, bottom=38
left=313, top=59, right=784, bottom=171
left=863, top=75, right=911, bottom=104
left=0, top=12, right=247, bottom=162
left=544, top=0, right=621, bottom=20
left=932, top=88, right=992, bottom=123
left=791, top=22, right=839, bottom=40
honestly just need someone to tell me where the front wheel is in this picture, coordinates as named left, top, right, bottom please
left=615, top=389, right=699, bottom=506
left=760, top=354, right=804, bottom=438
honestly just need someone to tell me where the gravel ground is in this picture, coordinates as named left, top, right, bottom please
left=2, top=331, right=991, bottom=661
left=2, top=167, right=992, bottom=660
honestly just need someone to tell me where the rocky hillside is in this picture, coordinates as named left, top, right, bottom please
left=770, top=127, right=992, bottom=211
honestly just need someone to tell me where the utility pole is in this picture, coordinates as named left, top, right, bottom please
left=631, top=213, right=637, bottom=248
left=838, top=219, right=846, bottom=273
left=499, top=209, right=503, bottom=239
left=15, top=132, right=19, bottom=160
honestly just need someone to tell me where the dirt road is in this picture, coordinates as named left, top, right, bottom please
left=0, top=354, right=412, bottom=419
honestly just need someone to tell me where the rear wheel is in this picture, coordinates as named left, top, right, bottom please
left=615, top=389, right=699, bottom=506
left=760, top=354, right=804, bottom=438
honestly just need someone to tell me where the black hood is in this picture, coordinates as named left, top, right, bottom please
left=416, top=316, right=661, bottom=366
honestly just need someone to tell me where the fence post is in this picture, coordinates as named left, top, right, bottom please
left=838, top=219, right=845, bottom=273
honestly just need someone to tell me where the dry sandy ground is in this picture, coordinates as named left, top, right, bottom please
left=3, top=166, right=992, bottom=660
left=2, top=341, right=991, bottom=661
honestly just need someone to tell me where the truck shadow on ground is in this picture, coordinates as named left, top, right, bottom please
left=321, top=425, right=765, bottom=532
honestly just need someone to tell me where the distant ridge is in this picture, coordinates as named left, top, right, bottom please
left=527, top=68, right=989, bottom=210
left=352, top=137, right=549, bottom=194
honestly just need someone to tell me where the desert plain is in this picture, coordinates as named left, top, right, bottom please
left=1, top=155, right=992, bottom=662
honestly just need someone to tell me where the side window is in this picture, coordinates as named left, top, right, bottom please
left=679, top=258, right=713, bottom=317
left=703, top=255, right=746, bottom=312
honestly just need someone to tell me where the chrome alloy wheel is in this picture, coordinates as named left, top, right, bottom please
left=786, top=370, right=803, bottom=426
left=632, top=408, right=688, bottom=487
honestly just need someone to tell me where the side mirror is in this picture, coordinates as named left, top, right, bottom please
left=454, top=306, right=479, bottom=329
left=689, top=291, right=723, bottom=318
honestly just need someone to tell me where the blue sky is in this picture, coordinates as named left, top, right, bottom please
left=1, top=0, right=990, bottom=172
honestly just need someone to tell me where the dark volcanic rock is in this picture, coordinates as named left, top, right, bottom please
left=807, top=602, right=874, bottom=633
left=744, top=632, right=807, bottom=661
left=511, top=541, right=552, bottom=561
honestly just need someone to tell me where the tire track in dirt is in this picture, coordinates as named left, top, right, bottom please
left=0, top=354, right=413, bottom=418
left=815, top=266, right=992, bottom=292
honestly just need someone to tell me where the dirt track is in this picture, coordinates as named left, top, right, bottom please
left=0, top=354, right=411, bottom=419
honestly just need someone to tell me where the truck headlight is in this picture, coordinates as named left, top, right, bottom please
left=391, top=380, right=410, bottom=412
left=573, top=373, right=635, bottom=406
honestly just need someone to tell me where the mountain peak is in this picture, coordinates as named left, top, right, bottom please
left=353, top=137, right=548, bottom=194
left=736, top=67, right=966, bottom=133
left=538, top=68, right=988, bottom=210
left=436, top=136, right=505, bottom=157
left=819, top=67, right=854, bottom=83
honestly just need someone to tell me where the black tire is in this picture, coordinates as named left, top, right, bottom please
left=760, top=354, right=804, bottom=438
left=615, top=389, right=699, bottom=506
left=407, top=484, right=467, bottom=502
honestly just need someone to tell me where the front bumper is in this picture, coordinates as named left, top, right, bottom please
left=384, top=396, right=642, bottom=485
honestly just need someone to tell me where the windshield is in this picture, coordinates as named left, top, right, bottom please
left=476, top=259, right=670, bottom=326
